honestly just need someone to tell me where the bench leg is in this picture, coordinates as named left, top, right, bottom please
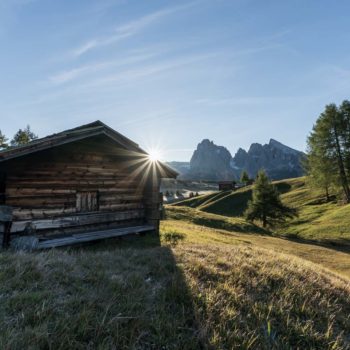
left=2, top=222, right=12, bottom=248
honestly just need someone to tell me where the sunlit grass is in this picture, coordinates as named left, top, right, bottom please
left=1, top=177, right=350, bottom=348
left=162, top=215, right=350, bottom=279
left=173, top=176, right=350, bottom=245
left=1, top=227, right=349, bottom=349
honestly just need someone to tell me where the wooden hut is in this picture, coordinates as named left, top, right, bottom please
left=218, top=181, right=236, bottom=191
left=0, top=121, right=177, bottom=249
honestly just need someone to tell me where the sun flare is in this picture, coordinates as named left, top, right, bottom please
left=148, top=148, right=162, bottom=162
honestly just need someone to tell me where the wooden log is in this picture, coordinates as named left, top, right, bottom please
left=99, top=194, right=143, bottom=202
left=7, top=174, right=134, bottom=181
left=99, top=203, right=144, bottom=211
left=11, top=209, right=145, bottom=233
left=6, top=188, right=77, bottom=196
left=13, top=207, right=77, bottom=220
left=6, top=188, right=138, bottom=196
left=6, top=196, right=76, bottom=207
left=6, top=181, right=140, bottom=189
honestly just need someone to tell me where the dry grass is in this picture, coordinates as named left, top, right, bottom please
left=1, top=233, right=349, bottom=349
left=0, top=245, right=201, bottom=349
left=166, top=205, right=267, bottom=235
left=162, top=217, right=350, bottom=279
left=177, top=244, right=350, bottom=349
left=1, top=184, right=350, bottom=349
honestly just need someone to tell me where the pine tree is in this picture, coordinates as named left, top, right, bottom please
left=306, top=131, right=335, bottom=201
left=245, top=170, right=297, bottom=227
left=10, top=125, right=38, bottom=146
left=0, top=130, right=8, bottom=149
left=240, top=170, right=250, bottom=185
left=307, top=103, right=350, bottom=202
left=339, top=100, right=350, bottom=177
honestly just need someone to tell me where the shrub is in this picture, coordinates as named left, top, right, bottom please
left=162, top=231, right=185, bottom=247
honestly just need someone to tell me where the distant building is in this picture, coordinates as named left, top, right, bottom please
left=218, top=181, right=236, bottom=191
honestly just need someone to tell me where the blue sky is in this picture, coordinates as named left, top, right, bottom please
left=1, top=0, right=350, bottom=160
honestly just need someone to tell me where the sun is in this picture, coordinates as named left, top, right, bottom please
left=148, top=148, right=162, bottom=162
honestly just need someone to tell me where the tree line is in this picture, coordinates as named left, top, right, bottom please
left=0, top=125, right=37, bottom=149
left=306, top=100, right=350, bottom=203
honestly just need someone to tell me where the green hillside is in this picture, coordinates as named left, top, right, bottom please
left=2, top=177, right=350, bottom=348
left=1, top=221, right=350, bottom=349
left=172, top=177, right=350, bottom=245
left=172, top=190, right=232, bottom=208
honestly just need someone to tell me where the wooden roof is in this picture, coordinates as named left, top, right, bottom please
left=0, top=121, right=178, bottom=178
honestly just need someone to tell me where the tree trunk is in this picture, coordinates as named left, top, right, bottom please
left=333, top=123, right=350, bottom=202
left=325, top=186, right=330, bottom=202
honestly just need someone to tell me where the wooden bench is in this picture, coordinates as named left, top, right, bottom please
left=37, top=225, right=155, bottom=249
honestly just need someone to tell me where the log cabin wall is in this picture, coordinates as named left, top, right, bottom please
left=1, top=135, right=158, bottom=239
left=143, top=176, right=162, bottom=234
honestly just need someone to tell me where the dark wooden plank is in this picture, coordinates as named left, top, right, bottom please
left=37, top=225, right=154, bottom=249
left=11, top=209, right=145, bottom=232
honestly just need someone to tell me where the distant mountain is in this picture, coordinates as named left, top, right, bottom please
left=166, top=161, right=190, bottom=176
left=231, top=139, right=305, bottom=180
left=167, top=139, right=305, bottom=181
left=188, top=139, right=235, bottom=180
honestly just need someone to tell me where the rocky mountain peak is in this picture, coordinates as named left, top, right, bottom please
left=232, top=139, right=305, bottom=179
left=189, top=139, right=235, bottom=180
left=269, top=138, right=301, bottom=155
left=248, top=143, right=264, bottom=154
left=175, top=138, right=305, bottom=181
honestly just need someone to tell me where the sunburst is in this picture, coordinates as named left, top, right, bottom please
left=147, top=148, right=163, bottom=162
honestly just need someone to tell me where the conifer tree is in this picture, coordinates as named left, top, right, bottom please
left=304, top=147, right=333, bottom=201
left=245, top=170, right=297, bottom=227
left=307, top=103, right=350, bottom=202
left=303, top=127, right=336, bottom=202
left=0, top=130, right=8, bottom=149
left=10, top=125, right=38, bottom=146
left=339, top=100, right=350, bottom=177
left=240, top=170, right=250, bottom=185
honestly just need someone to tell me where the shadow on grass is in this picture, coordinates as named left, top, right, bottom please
left=166, top=206, right=270, bottom=236
left=305, top=195, right=337, bottom=206
left=274, top=182, right=292, bottom=194
left=0, top=233, right=206, bottom=349
left=191, top=216, right=269, bottom=235
left=200, top=189, right=252, bottom=217
left=281, top=232, right=350, bottom=254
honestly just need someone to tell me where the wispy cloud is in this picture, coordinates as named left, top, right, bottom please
left=34, top=51, right=218, bottom=105
left=81, top=51, right=218, bottom=88
left=49, top=50, right=157, bottom=85
left=72, top=2, right=198, bottom=57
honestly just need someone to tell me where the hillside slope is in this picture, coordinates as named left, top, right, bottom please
left=164, top=208, right=350, bottom=278
left=2, top=177, right=350, bottom=349
left=1, top=226, right=349, bottom=349
left=172, top=177, right=350, bottom=245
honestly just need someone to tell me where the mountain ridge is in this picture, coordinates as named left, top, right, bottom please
left=167, top=138, right=305, bottom=180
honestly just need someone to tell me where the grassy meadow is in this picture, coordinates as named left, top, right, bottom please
left=173, top=177, right=350, bottom=245
left=1, top=177, right=350, bottom=349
